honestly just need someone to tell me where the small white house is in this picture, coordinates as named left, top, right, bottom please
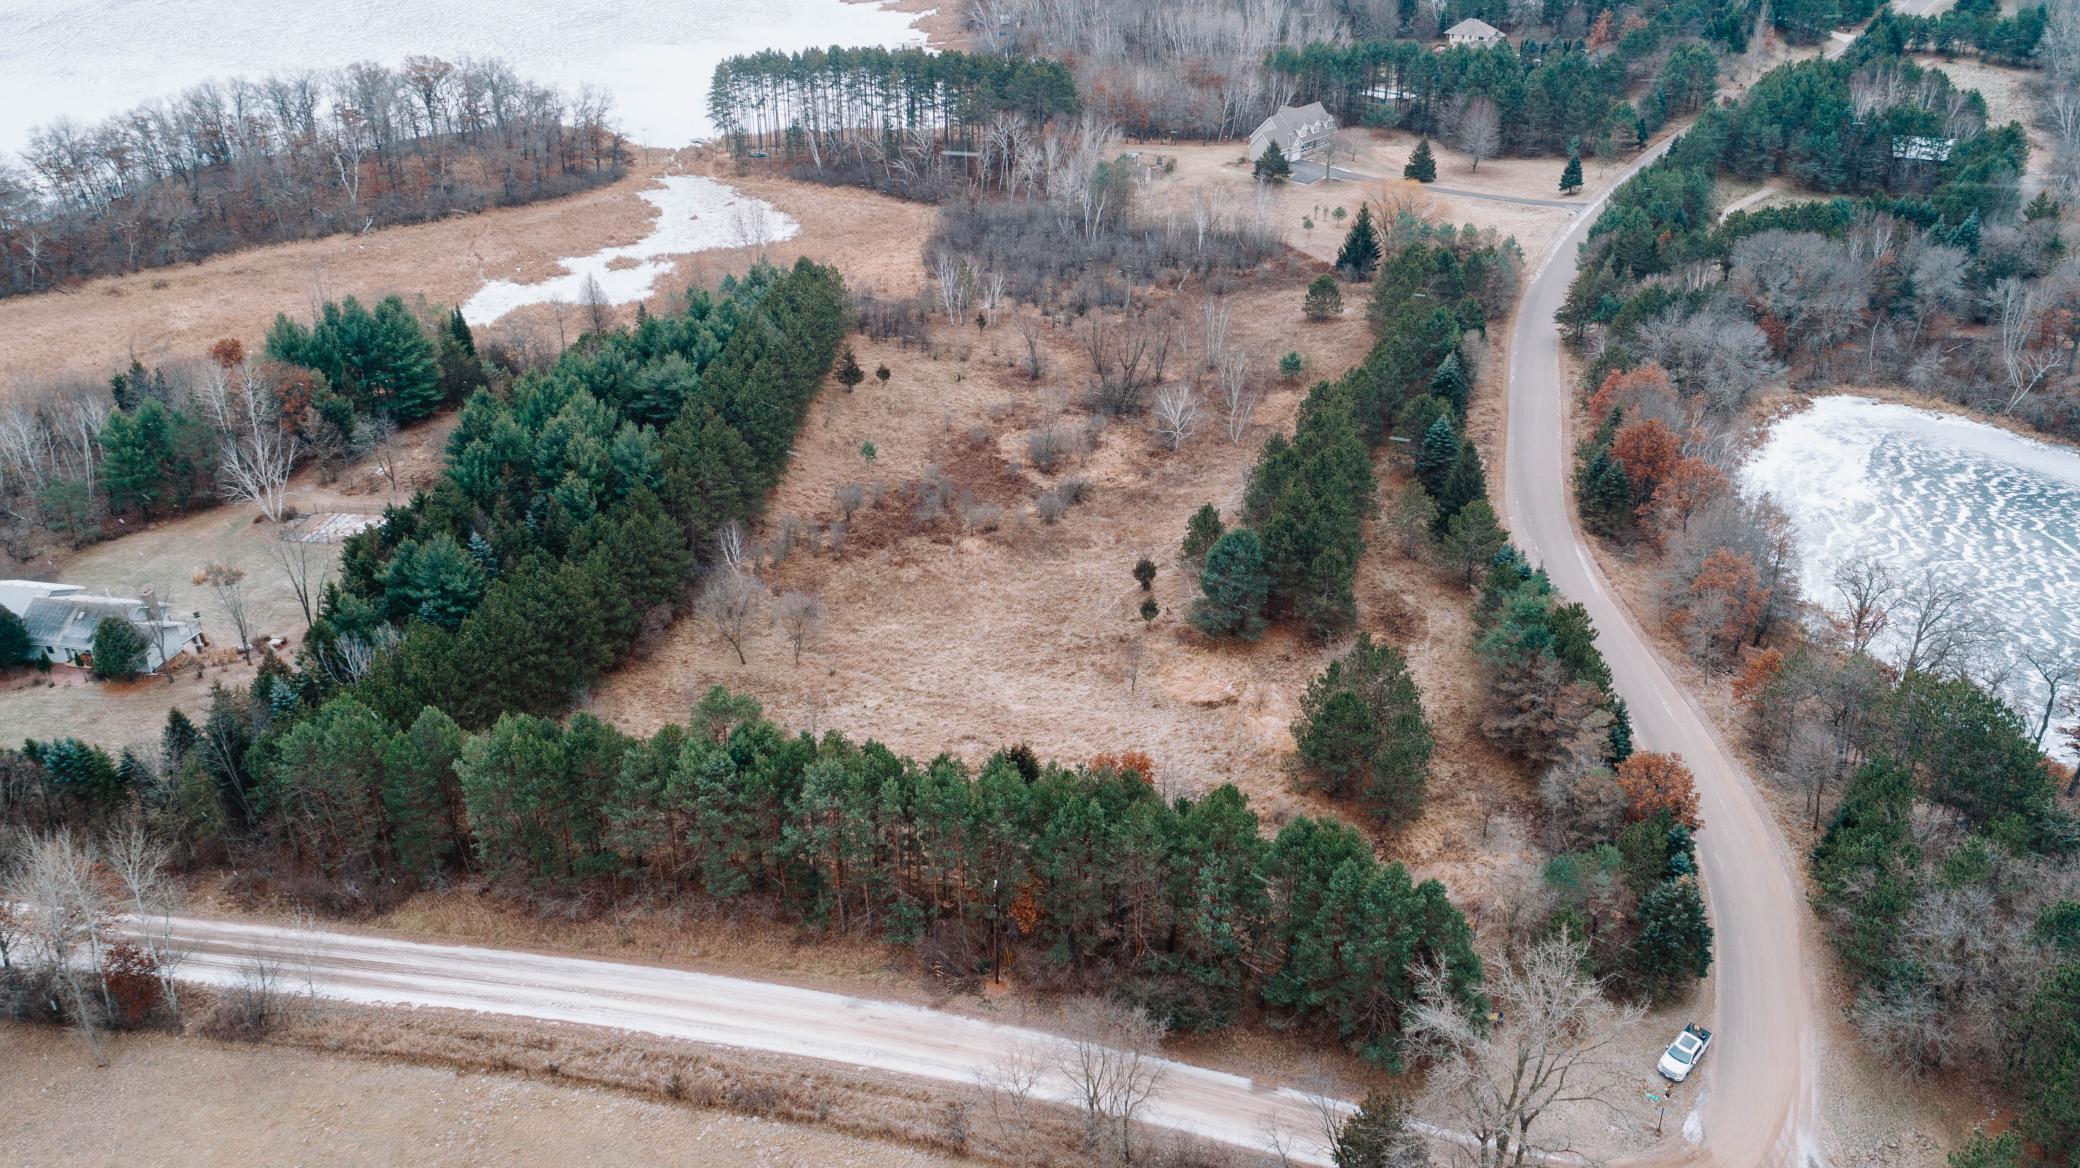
left=1248, top=102, right=1338, bottom=163
left=1, top=580, right=203, bottom=672
left=1445, top=17, right=1506, bottom=45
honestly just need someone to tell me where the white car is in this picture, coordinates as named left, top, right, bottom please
left=1657, top=1024, right=1712, bottom=1083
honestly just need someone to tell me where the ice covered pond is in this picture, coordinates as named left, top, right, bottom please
left=0, top=0, right=929, bottom=152
left=460, top=175, right=797, bottom=325
left=1742, top=395, right=2080, bottom=749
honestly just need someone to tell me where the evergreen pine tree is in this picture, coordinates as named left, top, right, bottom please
left=1415, top=414, right=1458, bottom=495
left=1434, top=439, right=1488, bottom=530
left=0, top=604, right=29, bottom=664
left=835, top=345, right=866, bottom=391
left=1334, top=204, right=1381, bottom=280
left=1333, top=1090, right=1431, bottom=1168
left=1254, top=139, right=1293, bottom=183
left=1630, top=875, right=1714, bottom=999
left=99, top=398, right=176, bottom=517
left=2025, top=191, right=2061, bottom=222
left=1404, top=138, right=1436, bottom=183
left=1181, top=503, right=1225, bottom=568
left=369, top=295, right=444, bottom=421
left=1304, top=274, right=1345, bottom=320
left=1189, top=529, right=1269, bottom=640
left=1440, top=498, right=1506, bottom=582
left=1428, top=350, right=1469, bottom=415
left=1560, top=149, right=1585, bottom=195
left=90, top=615, right=151, bottom=679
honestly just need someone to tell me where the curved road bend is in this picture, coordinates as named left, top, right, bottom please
left=1503, top=144, right=1822, bottom=1165
left=161, top=913, right=1347, bottom=1166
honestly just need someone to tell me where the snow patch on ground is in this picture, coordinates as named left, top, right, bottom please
left=461, top=176, right=797, bottom=325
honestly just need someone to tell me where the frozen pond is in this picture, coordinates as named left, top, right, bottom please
left=461, top=175, right=798, bottom=324
left=1742, top=395, right=2080, bottom=749
left=1, top=0, right=929, bottom=153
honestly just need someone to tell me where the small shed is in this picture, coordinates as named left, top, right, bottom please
left=1248, top=102, right=1338, bottom=163
left=1445, top=17, right=1506, bottom=45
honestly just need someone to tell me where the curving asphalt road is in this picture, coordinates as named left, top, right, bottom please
left=1502, top=142, right=1824, bottom=1166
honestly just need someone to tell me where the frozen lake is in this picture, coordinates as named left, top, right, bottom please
left=1, top=0, right=929, bottom=153
left=1742, top=395, right=2080, bottom=749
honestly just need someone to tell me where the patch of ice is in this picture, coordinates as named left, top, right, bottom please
left=460, top=176, right=797, bottom=325
left=0, top=0, right=929, bottom=155
left=1683, top=1104, right=1703, bottom=1144
left=1742, top=394, right=2080, bottom=755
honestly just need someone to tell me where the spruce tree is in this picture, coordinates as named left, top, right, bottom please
left=1434, top=439, right=1488, bottom=530
left=1333, top=1090, right=1430, bottom=1168
left=1428, top=350, right=1469, bottom=415
left=1334, top=204, right=1381, bottom=280
left=1560, top=149, right=1585, bottom=195
left=1181, top=503, right=1225, bottom=568
left=1415, top=414, right=1458, bottom=495
left=1304, top=274, right=1345, bottom=320
left=0, top=604, right=29, bottom=664
left=835, top=345, right=866, bottom=391
left=1293, top=633, right=1434, bottom=823
left=1254, top=139, right=1293, bottom=183
left=1441, top=498, right=1506, bottom=583
left=99, top=398, right=176, bottom=517
left=1630, top=876, right=1713, bottom=1000
left=90, top=615, right=150, bottom=679
left=1403, top=138, right=1436, bottom=183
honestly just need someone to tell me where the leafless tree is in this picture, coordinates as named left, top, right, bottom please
left=834, top=483, right=866, bottom=521
left=2018, top=649, right=2078, bottom=747
left=1017, top=314, right=1048, bottom=380
left=102, top=822, right=186, bottom=1016
left=1895, top=571, right=1991, bottom=678
left=12, top=832, right=115, bottom=1063
left=193, top=563, right=255, bottom=659
left=581, top=273, right=614, bottom=334
left=313, top=623, right=400, bottom=685
left=1217, top=352, right=1262, bottom=444
left=1152, top=382, right=1200, bottom=450
left=973, top=1035, right=1050, bottom=1166
left=1457, top=97, right=1502, bottom=173
left=776, top=591, right=825, bottom=665
left=194, top=361, right=301, bottom=522
left=269, top=536, right=332, bottom=630
left=1829, top=554, right=1898, bottom=657
left=1991, top=275, right=2062, bottom=413
left=1410, top=930, right=1643, bottom=1168
left=1055, top=996, right=1169, bottom=1163
left=699, top=532, right=764, bottom=666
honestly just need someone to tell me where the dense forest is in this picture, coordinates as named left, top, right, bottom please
left=0, top=57, right=627, bottom=298
left=967, top=0, right=1742, bottom=139
left=1561, top=31, right=2080, bottom=1159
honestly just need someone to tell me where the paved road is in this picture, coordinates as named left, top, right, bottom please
left=160, top=912, right=1348, bottom=1165
left=1291, top=159, right=1582, bottom=208
left=1503, top=140, right=1824, bottom=1166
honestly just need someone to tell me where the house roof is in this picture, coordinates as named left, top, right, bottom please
left=1892, top=135, right=1955, bottom=161
left=1254, top=102, right=1336, bottom=144
left=1447, top=17, right=1503, bottom=37
left=21, top=596, right=157, bottom=654
left=0, top=579, right=82, bottom=617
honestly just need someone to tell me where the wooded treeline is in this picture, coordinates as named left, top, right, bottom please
left=1563, top=40, right=2080, bottom=1158
left=1267, top=36, right=1719, bottom=157
left=0, top=57, right=626, bottom=298
left=708, top=47, right=1076, bottom=153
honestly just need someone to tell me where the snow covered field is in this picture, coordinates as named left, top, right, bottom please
left=1743, top=395, right=2080, bottom=749
left=1, top=0, right=929, bottom=154
left=461, top=175, right=798, bottom=324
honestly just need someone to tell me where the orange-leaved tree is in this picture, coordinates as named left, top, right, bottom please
left=1615, top=751, right=1702, bottom=828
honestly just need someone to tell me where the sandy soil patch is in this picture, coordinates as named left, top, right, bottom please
left=4, top=1025, right=977, bottom=1168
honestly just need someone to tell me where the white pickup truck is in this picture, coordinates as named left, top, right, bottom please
left=1656, top=1024, right=1712, bottom=1083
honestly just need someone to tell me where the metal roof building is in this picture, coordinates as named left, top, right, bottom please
left=2, top=581, right=202, bottom=671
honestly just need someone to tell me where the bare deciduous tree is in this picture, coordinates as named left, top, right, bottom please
left=1055, top=997, right=1168, bottom=1163
left=1217, top=352, right=1262, bottom=444
left=1829, top=554, right=1898, bottom=657
left=776, top=591, right=825, bottom=665
left=194, top=563, right=254, bottom=659
left=195, top=361, right=301, bottom=522
left=269, top=536, right=333, bottom=630
left=1457, top=96, right=1502, bottom=173
left=974, top=1035, right=1050, bottom=1166
left=700, top=530, right=764, bottom=665
left=102, top=822, right=186, bottom=1015
left=12, top=832, right=115, bottom=1063
left=1410, top=930, right=1643, bottom=1168
left=581, top=273, right=614, bottom=334
left=1895, top=570, right=1991, bottom=678
left=1152, top=382, right=1200, bottom=450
